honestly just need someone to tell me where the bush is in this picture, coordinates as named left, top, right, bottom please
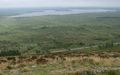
left=0, top=50, right=21, bottom=56
left=80, top=71, right=96, bottom=75
left=105, top=70, right=119, bottom=75
left=98, top=41, right=114, bottom=50
left=35, top=49, right=50, bottom=54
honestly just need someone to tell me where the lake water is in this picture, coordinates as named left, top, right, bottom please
left=10, top=8, right=117, bottom=18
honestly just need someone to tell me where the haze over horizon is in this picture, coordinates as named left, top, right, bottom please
left=0, top=0, right=120, bottom=8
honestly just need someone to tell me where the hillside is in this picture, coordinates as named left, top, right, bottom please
left=0, top=12, right=120, bottom=55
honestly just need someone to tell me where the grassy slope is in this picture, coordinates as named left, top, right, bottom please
left=0, top=12, right=120, bottom=53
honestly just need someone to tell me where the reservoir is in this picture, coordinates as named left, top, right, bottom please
left=10, top=8, right=117, bottom=17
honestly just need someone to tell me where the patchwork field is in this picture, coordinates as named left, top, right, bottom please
left=0, top=12, right=120, bottom=55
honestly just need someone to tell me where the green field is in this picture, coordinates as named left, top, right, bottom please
left=0, top=12, right=120, bottom=55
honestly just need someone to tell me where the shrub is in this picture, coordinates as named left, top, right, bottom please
left=0, top=50, right=21, bottom=56
left=98, top=41, right=114, bottom=50
left=105, top=70, right=118, bottom=75
left=80, top=71, right=96, bottom=75
left=6, top=65, right=14, bottom=70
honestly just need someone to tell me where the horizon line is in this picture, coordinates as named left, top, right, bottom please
left=0, top=6, right=120, bottom=9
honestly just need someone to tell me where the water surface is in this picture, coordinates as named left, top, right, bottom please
left=10, top=8, right=117, bottom=17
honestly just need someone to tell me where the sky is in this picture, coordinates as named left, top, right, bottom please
left=0, top=0, right=120, bottom=8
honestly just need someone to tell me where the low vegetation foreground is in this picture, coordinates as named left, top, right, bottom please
left=0, top=51, right=120, bottom=75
